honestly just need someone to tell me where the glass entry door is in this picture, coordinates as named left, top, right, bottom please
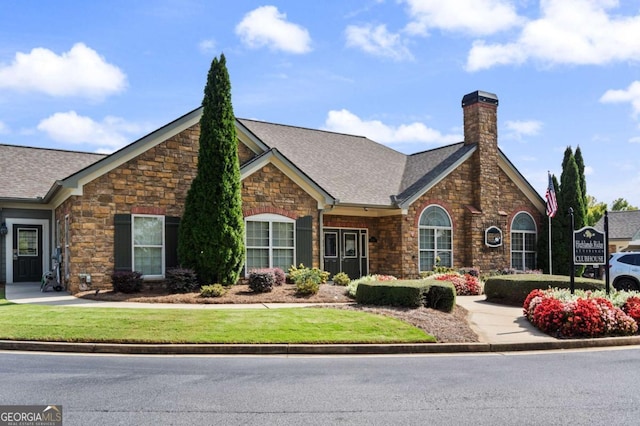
left=323, top=228, right=368, bottom=279
left=12, top=224, right=43, bottom=282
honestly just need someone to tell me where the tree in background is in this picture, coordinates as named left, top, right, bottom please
left=178, top=54, right=245, bottom=285
left=611, top=198, right=638, bottom=211
left=586, top=195, right=607, bottom=226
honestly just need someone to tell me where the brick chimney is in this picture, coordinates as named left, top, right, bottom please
left=461, top=90, right=499, bottom=213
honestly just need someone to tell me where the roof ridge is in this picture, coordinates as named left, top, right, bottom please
left=0, top=143, right=106, bottom=156
left=408, top=141, right=466, bottom=157
left=239, top=117, right=375, bottom=141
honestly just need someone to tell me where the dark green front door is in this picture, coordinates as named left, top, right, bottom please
left=13, top=224, right=43, bottom=282
left=323, top=228, right=369, bottom=280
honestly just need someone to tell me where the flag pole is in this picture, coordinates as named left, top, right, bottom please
left=548, top=215, right=552, bottom=275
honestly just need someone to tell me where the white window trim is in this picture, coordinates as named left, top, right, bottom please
left=510, top=211, right=537, bottom=271
left=418, top=205, right=454, bottom=273
left=132, top=214, right=165, bottom=280
left=245, top=213, right=295, bottom=274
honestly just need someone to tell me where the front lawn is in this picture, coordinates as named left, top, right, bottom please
left=0, top=288, right=434, bottom=344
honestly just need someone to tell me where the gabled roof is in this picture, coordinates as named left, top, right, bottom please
left=1, top=107, right=544, bottom=212
left=396, top=143, right=476, bottom=207
left=0, top=144, right=106, bottom=200
left=238, top=118, right=407, bottom=206
left=595, top=210, right=640, bottom=240
left=240, top=147, right=336, bottom=207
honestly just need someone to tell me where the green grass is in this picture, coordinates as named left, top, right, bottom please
left=0, top=288, right=434, bottom=344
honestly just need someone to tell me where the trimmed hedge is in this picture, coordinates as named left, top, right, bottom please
left=426, top=281, right=456, bottom=312
left=484, top=274, right=605, bottom=306
left=355, top=280, right=456, bottom=312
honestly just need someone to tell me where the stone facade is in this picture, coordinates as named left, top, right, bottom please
left=55, top=124, right=201, bottom=292
left=242, top=163, right=321, bottom=268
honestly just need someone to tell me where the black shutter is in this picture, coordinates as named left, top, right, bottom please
left=114, top=214, right=132, bottom=271
left=165, top=216, right=181, bottom=269
left=295, top=215, right=313, bottom=267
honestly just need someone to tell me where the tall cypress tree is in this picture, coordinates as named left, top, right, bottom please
left=549, top=174, right=567, bottom=275
left=554, top=153, right=585, bottom=276
left=178, top=54, right=245, bottom=285
left=574, top=146, right=587, bottom=220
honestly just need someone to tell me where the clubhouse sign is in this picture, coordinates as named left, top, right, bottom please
left=573, top=227, right=606, bottom=265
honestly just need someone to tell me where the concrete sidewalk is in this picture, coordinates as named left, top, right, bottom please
left=3, top=282, right=640, bottom=354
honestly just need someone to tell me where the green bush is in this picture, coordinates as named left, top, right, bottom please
left=293, top=268, right=322, bottom=295
left=332, top=272, right=351, bottom=286
left=426, top=282, right=456, bottom=312
left=346, top=275, right=398, bottom=298
left=200, top=284, right=227, bottom=298
left=484, top=274, right=605, bottom=306
left=355, top=280, right=427, bottom=307
left=248, top=271, right=275, bottom=293
left=288, top=264, right=329, bottom=284
left=111, top=270, right=143, bottom=293
left=166, top=268, right=200, bottom=293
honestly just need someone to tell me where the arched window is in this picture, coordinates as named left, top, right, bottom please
left=245, top=214, right=295, bottom=273
left=511, top=212, right=537, bottom=271
left=418, top=205, right=452, bottom=272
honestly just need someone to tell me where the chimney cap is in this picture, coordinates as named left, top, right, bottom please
left=462, top=90, right=498, bottom=107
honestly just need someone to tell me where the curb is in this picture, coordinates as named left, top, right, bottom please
left=2, top=336, right=640, bottom=355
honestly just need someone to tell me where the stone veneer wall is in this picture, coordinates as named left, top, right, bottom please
left=242, top=163, right=320, bottom=268
left=55, top=124, right=201, bottom=292
left=403, top=162, right=542, bottom=274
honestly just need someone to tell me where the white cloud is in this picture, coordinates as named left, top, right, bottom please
left=630, top=136, right=640, bottom=144
left=0, top=121, right=9, bottom=134
left=235, top=6, right=312, bottom=54
left=600, top=81, right=640, bottom=117
left=323, top=109, right=461, bottom=145
left=402, top=0, right=522, bottom=36
left=0, top=43, right=126, bottom=99
left=198, top=39, right=216, bottom=54
left=584, top=165, right=594, bottom=176
left=345, top=24, right=414, bottom=61
left=467, top=0, right=640, bottom=71
left=505, top=119, right=543, bottom=140
left=37, top=111, right=152, bottom=152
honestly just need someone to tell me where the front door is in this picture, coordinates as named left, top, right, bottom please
left=13, top=224, right=43, bottom=282
left=323, top=228, right=369, bottom=279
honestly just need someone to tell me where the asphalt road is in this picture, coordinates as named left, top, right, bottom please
left=2, top=348, right=640, bottom=425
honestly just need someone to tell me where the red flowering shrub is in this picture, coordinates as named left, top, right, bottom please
left=532, top=297, right=566, bottom=334
left=523, top=289, right=638, bottom=338
left=561, top=298, right=606, bottom=338
left=623, top=296, right=640, bottom=323
left=523, top=289, right=547, bottom=320
left=435, top=273, right=482, bottom=296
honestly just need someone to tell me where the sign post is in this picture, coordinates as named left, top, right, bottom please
left=569, top=208, right=575, bottom=294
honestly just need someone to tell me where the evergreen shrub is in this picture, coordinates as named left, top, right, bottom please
left=111, top=270, right=143, bottom=294
left=166, top=268, right=200, bottom=293
left=248, top=270, right=275, bottom=293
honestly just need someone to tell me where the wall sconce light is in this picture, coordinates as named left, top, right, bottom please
left=0, top=223, right=7, bottom=236
left=368, top=236, right=378, bottom=243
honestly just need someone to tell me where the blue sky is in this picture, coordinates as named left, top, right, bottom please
left=1, top=0, right=639, bottom=208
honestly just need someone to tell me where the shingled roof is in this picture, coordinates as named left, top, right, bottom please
left=595, top=210, right=640, bottom=240
left=238, top=118, right=473, bottom=207
left=0, top=144, right=106, bottom=200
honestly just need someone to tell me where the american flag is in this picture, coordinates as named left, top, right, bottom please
left=546, top=173, right=558, bottom=218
